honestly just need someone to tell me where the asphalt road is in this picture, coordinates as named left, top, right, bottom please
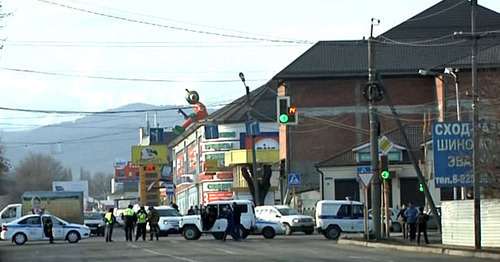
left=0, top=230, right=495, bottom=262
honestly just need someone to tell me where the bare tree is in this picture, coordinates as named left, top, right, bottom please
left=89, top=172, right=113, bottom=199
left=0, top=140, right=11, bottom=196
left=9, top=153, right=72, bottom=200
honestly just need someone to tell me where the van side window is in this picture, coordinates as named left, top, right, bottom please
left=337, top=205, right=351, bottom=217
left=218, top=204, right=231, bottom=218
left=352, top=205, right=363, bottom=218
left=237, top=204, right=247, bottom=213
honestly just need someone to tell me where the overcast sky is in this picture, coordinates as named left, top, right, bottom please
left=0, top=0, right=499, bottom=132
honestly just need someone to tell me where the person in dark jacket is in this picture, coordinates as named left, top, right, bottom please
left=43, top=217, right=54, bottom=244
left=222, top=205, right=234, bottom=242
left=396, top=204, right=408, bottom=239
left=232, top=202, right=242, bottom=241
left=148, top=206, right=160, bottom=241
left=122, top=205, right=137, bottom=241
left=415, top=206, right=430, bottom=245
left=104, top=207, right=116, bottom=242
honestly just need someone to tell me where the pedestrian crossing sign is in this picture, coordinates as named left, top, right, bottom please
left=288, top=173, right=301, bottom=187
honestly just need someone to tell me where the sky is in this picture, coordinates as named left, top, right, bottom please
left=0, top=0, right=499, bottom=132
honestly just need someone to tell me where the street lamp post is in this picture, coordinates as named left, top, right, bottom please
left=239, top=72, right=260, bottom=206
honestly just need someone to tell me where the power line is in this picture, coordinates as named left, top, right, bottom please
left=0, top=67, right=267, bottom=83
left=37, top=0, right=314, bottom=45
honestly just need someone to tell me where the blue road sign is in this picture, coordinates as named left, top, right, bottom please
left=205, top=124, right=219, bottom=139
left=150, top=128, right=164, bottom=142
left=433, top=121, right=473, bottom=188
left=246, top=120, right=261, bottom=136
left=356, top=166, right=371, bottom=174
left=288, top=173, right=301, bottom=187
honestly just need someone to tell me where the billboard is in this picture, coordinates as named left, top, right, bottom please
left=131, top=145, right=168, bottom=165
left=433, top=121, right=473, bottom=188
left=53, top=181, right=89, bottom=200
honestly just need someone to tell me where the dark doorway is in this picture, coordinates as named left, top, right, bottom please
left=335, top=179, right=359, bottom=201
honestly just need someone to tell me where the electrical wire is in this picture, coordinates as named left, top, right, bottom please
left=0, top=67, right=267, bottom=83
left=37, top=0, right=314, bottom=45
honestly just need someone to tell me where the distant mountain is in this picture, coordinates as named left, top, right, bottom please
left=1, top=103, right=187, bottom=177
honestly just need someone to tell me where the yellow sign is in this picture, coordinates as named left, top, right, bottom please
left=131, top=145, right=168, bottom=165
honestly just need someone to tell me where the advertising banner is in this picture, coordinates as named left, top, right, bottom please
left=131, top=145, right=168, bottom=165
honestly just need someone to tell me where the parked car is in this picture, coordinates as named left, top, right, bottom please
left=1, top=214, right=90, bottom=245
left=368, top=208, right=401, bottom=232
left=84, top=211, right=105, bottom=236
left=316, top=200, right=371, bottom=240
left=252, top=218, right=286, bottom=239
left=426, top=206, right=441, bottom=230
left=255, top=205, right=315, bottom=235
left=147, top=206, right=182, bottom=236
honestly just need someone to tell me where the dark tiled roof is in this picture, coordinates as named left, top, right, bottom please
left=273, top=0, right=500, bottom=80
left=205, top=85, right=277, bottom=124
left=316, top=125, right=427, bottom=168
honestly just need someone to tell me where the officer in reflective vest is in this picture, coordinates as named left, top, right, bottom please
left=135, top=206, right=148, bottom=241
left=104, top=207, right=116, bottom=242
left=122, top=205, right=136, bottom=241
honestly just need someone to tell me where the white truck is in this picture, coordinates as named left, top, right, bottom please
left=179, top=200, right=256, bottom=240
left=0, top=191, right=85, bottom=229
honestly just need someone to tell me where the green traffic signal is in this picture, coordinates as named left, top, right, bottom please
left=279, top=114, right=289, bottom=123
left=381, top=170, right=390, bottom=180
left=419, top=183, right=424, bottom=192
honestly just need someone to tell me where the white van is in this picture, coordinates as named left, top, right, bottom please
left=255, top=205, right=314, bottom=235
left=315, top=200, right=371, bottom=240
left=179, top=200, right=256, bottom=240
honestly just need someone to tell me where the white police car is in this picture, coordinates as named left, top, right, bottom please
left=253, top=218, right=286, bottom=239
left=1, top=214, right=90, bottom=245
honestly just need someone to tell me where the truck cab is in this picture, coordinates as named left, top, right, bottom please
left=179, top=200, right=255, bottom=240
left=0, top=204, right=22, bottom=229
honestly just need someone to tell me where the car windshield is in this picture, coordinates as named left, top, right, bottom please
left=276, top=207, right=299, bottom=216
left=157, top=209, right=181, bottom=217
left=84, top=212, right=102, bottom=220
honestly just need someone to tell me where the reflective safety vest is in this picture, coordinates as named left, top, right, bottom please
left=123, top=208, right=134, bottom=217
left=105, top=212, right=113, bottom=225
left=137, top=212, right=147, bottom=224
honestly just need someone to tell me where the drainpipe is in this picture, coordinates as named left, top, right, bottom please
left=315, top=165, right=325, bottom=200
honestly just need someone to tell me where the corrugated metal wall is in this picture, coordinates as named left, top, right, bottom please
left=442, top=199, right=500, bottom=247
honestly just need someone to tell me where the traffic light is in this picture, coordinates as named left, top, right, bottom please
left=277, top=96, right=298, bottom=125
left=380, top=155, right=389, bottom=180
left=419, top=183, right=424, bottom=192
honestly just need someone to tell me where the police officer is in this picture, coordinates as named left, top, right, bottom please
left=122, top=205, right=136, bottom=241
left=135, top=206, right=148, bottom=241
left=104, top=207, right=116, bottom=242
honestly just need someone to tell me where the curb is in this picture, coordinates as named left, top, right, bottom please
left=337, top=239, right=500, bottom=260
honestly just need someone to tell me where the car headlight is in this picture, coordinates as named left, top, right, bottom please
left=293, top=218, right=300, bottom=223
left=163, top=220, right=169, bottom=225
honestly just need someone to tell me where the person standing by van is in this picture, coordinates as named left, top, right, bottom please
left=43, top=217, right=54, bottom=244
left=104, top=208, right=116, bottom=242
left=232, top=202, right=242, bottom=241
left=222, top=205, right=235, bottom=242
left=148, top=206, right=160, bottom=241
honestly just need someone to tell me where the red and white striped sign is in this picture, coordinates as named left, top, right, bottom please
left=203, top=191, right=233, bottom=205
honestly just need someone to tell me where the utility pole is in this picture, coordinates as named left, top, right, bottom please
left=239, top=72, right=260, bottom=206
left=471, top=0, right=481, bottom=250
left=367, top=18, right=381, bottom=239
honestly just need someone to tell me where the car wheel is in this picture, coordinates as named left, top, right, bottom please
left=183, top=226, right=200, bottom=240
left=284, top=224, right=292, bottom=235
left=13, top=233, right=27, bottom=245
left=240, top=225, right=249, bottom=239
left=304, top=229, right=314, bottom=235
left=212, top=232, right=224, bottom=240
left=67, top=231, right=80, bottom=243
left=262, top=227, right=276, bottom=239
left=324, top=226, right=341, bottom=240
left=392, top=222, right=402, bottom=232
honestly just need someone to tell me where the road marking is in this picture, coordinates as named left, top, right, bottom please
left=349, top=256, right=394, bottom=262
left=129, top=243, right=201, bottom=262
left=214, top=248, right=238, bottom=255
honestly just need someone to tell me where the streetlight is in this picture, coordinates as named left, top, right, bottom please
left=443, top=67, right=461, bottom=121
left=239, top=72, right=260, bottom=206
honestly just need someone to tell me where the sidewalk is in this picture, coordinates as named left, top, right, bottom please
left=337, top=231, right=500, bottom=260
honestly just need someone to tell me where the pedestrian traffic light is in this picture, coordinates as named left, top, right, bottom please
left=380, top=155, right=389, bottom=180
left=277, top=96, right=298, bottom=125
left=419, top=183, right=424, bottom=192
